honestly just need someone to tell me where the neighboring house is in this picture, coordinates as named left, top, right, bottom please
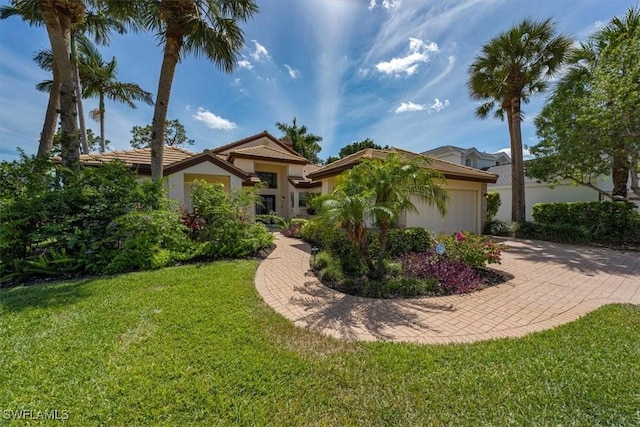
left=486, top=164, right=614, bottom=222
left=306, top=148, right=498, bottom=234
left=422, top=145, right=511, bottom=170
left=77, top=131, right=321, bottom=219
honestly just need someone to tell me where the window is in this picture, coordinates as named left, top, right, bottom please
left=465, top=159, right=471, bottom=167
left=290, top=192, right=294, bottom=208
left=298, top=192, right=307, bottom=208
left=256, top=171, right=277, bottom=188
left=496, top=161, right=501, bottom=166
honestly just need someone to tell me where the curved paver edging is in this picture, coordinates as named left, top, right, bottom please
left=255, top=234, right=640, bottom=344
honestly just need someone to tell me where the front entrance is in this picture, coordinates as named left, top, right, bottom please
left=256, top=195, right=276, bottom=215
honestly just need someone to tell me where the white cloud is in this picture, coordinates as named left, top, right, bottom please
left=192, top=107, right=237, bottom=131
left=238, top=59, right=253, bottom=70
left=375, top=38, right=439, bottom=76
left=427, top=98, right=450, bottom=113
left=250, top=40, right=271, bottom=62
left=284, top=64, right=300, bottom=78
left=368, top=0, right=400, bottom=10
left=395, top=102, right=426, bottom=113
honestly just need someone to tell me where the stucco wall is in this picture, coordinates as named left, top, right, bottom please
left=165, top=162, right=244, bottom=209
left=489, top=176, right=612, bottom=222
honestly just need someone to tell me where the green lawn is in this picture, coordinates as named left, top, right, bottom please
left=1, top=261, right=639, bottom=426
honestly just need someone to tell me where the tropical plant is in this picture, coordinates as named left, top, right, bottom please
left=468, top=18, right=572, bottom=221
left=529, top=8, right=640, bottom=199
left=142, top=0, right=259, bottom=181
left=130, top=119, right=195, bottom=149
left=276, top=117, right=323, bottom=164
left=319, top=154, right=448, bottom=279
left=80, top=41, right=154, bottom=152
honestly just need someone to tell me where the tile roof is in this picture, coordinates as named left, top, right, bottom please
left=228, top=144, right=309, bottom=164
left=77, top=146, right=195, bottom=168
left=307, top=147, right=498, bottom=183
left=210, top=131, right=304, bottom=158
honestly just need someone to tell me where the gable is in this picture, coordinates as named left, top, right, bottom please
left=210, top=131, right=302, bottom=158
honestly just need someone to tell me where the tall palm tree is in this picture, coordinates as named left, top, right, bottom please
left=468, top=18, right=572, bottom=222
left=275, top=117, right=323, bottom=164
left=79, top=42, right=154, bottom=152
left=142, top=0, right=259, bottom=181
left=1, top=0, right=131, bottom=161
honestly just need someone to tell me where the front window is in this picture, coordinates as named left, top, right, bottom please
left=256, top=171, right=277, bottom=189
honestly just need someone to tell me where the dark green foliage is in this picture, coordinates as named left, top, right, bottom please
left=536, top=223, right=591, bottom=245
left=325, top=138, right=387, bottom=164
left=190, top=180, right=274, bottom=259
left=130, top=119, right=194, bottom=149
left=368, top=227, right=433, bottom=257
left=486, top=191, right=501, bottom=221
left=532, top=201, right=640, bottom=244
left=484, top=219, right=511, bottom=236
left=513, top=221, right=539, bottom=239
left=0, top=156, right=187, bottom=283
left=280, top=218, right=307, bottom=238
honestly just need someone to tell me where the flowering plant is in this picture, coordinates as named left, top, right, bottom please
left=438, top=231, right=506, bottom=268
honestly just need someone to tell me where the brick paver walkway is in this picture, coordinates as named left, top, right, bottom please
left=255, top=234, right=640, bottom=344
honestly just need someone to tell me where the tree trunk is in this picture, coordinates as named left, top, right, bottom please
left=39, top=0, right=80, bottom=168
left=99, top=93, right=106, bottom=152
left=629, top=149, right=639, bottom=197
left=37, top=60, right=60, bottom=159
left=150, top=28, right=182, bottom=181
left=611, top=153, right=629, bottom=199
left=374, top=221, right=390, bottom=279
left=71, top=35, right=89, bottom=154
left=510, top=96, right=526, bottom=222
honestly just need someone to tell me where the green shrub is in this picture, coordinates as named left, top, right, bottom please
left=513, top=221, right=540, bottom=239
left=486, top=192, right=501, bottom=221
left=191, top=181, right=274, bottom=259
left=438, top=232, right=506, bottom=267
left=484, top=219, right=511, bottom=237
left=280, top=218, right=307, bottom=238
left=532, top=201, right=640, bottom=245
left=312, top=251, right=333, bottom=270
left=536, top=223, right=591, bottom=245
left=320, top=265, right=343, bottom=284
left=0, top=157, right=180, bottom=283
left=368, top=227, right=433, bottom=257
left=384, top=277, right=440, bottom=297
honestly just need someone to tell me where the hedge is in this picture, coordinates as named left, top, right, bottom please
left=531, top=201, right=640, bottom=245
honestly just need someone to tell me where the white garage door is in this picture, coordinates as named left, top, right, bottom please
left=406, top=190, right=478, bottom=234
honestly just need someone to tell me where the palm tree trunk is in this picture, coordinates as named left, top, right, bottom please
left=99, top=93, right=106, bottom=153
left=510, top=96, right=526, bottom=222
left=630, top=149, right=639, bottom=197
left=37, top=61, right=60, bottom=159
left=71, top=35, right=89, bottom=154
left=150, top=30, right=182, bottom=181
left=39, top=0, right=80, bottom=168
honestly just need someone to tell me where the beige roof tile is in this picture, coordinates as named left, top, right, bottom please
left=228, top=144, right=308, bottom=164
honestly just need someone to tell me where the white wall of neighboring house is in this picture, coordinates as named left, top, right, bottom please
left=489, top=176, right=613, bottom=222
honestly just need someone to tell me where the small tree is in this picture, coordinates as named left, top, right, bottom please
left=276, top=117, right=323, bottom=164
left=325, top=138, right=387, bottom=164
left=130, top=119, right=195, bottom=149
left=320, top=154, right=448, bottom=280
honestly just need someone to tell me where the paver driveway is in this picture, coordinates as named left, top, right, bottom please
left=255, top=234, right=640, bottom=344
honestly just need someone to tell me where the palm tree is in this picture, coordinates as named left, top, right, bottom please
left=79, top=42, right=154, bottom=152
left=141, top=0, right=259, bottom=181
left=1, top=0, right=131, bottom=161
left=275, top=117, right=323, bottom=164
left=320, top=154, right=448, bottom=279
left=468, top=18, right=572, bottom=222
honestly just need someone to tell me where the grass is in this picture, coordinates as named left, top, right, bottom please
left=1, top=261, right=639, bottom=426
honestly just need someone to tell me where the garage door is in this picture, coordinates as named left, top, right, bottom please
left=406, top=190, right=478, bottom=234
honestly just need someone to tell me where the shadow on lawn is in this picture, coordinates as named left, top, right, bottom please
left=500, top=238, right=640, bottom=277
left=290, top=275, right=455, bottom=341
left=0, top=279, right=96, bottom=313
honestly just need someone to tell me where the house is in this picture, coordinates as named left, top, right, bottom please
left=77, top=131, right=321, bottom=219
left=422, top=146, right=511, bottom=170
left=486, top=164, right=617, bottom=221
left=306, top=148, right=498, bottom=234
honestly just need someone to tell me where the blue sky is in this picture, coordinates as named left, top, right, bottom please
left=0, top=0, right=634, bottom=162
